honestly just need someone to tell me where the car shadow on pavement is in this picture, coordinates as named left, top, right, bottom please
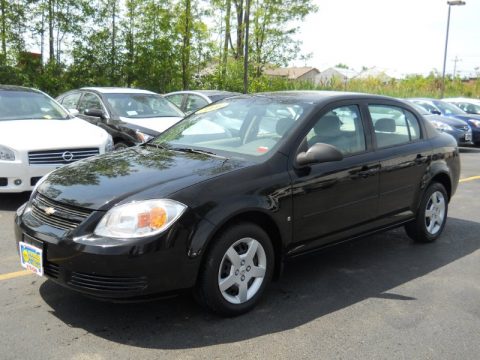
left=39, top=217, right=479, bottom=349
left=0, top=193, right=30, bottom=211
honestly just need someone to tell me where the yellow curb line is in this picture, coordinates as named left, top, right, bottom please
left=0, top=270, right=32, bottom=281
left=459, top=175, right=480, bottom=183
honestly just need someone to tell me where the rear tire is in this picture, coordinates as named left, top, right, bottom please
left=195, top=222, right=274, bottom=317
left=405, top=182, right=448, bottom=243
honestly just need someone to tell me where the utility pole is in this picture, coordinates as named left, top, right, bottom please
left=452, top=56, right=462, bottom=78
left=243, top=0, right=250, bottom=94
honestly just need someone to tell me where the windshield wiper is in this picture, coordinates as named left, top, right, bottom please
left=172, top=147, right=228, bottom=159
left=144, top=142, right=166, bottom=150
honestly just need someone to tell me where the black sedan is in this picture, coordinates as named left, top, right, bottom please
left=15, top=92, right=460, bottom=316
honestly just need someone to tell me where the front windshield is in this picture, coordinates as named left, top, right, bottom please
left=0, top=90, right=69, bottom=121
left=153, top=97, right=312, bottom=160
left=435, top=101, right=465, bottom=115
left=105, top=93, right=185, bottom=118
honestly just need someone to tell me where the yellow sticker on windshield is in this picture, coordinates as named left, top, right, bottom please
left=196, top=102, right=229, bottom=114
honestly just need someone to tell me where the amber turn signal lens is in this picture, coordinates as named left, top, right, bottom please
left=137, top=207, right=167, bottom=229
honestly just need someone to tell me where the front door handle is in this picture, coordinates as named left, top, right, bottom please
left=350, top=164, right=380, bottom=179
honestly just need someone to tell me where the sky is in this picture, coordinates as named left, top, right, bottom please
left=292, top=0, right=480, bottom=77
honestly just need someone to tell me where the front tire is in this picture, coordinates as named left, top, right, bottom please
left=195, top=222, right=274, bottom=317
left=114, top=142, right=129, bottom=150
left=405, top=182, right=448, bottom=243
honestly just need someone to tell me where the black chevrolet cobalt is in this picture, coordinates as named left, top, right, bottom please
left=15, top=91, right=460, bottom=316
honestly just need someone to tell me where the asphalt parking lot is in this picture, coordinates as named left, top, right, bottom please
left=0, top=149, right=479, bottom=360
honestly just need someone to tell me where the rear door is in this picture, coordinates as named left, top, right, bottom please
left=367, top=103, right=432, bottom=216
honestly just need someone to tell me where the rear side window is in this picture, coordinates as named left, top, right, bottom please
left=369, top=105, right=422, bottom=148
left=165, top=94, right=184, bottom=109
left=186, top=95, right=208, bottom=113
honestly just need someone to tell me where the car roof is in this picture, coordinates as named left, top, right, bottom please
left=443, top=97, right=480, bottom=103
left=165, top=90, right=241, bottom=97
left=81, top=87, right=157, bottom=95
left=0, top=85, right=40, bottom=93
left=253, top=90, right=397, bottom=104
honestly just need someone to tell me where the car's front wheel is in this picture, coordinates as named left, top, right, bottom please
left=405, top=182, right=448, bottom=243
left=195, top=222, right=274, bottom=316
left=114, top=142, right=129, bottom=150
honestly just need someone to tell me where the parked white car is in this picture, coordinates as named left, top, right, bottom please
left=0, top=85, right=113, bottom=193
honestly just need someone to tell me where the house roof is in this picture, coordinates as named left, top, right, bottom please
left=264, top=67, right=319, bottom=79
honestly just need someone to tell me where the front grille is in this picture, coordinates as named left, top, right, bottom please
left=28, top=148, right=99, bottom=165
left=30, top=193, right=92, bottom=231
left=454, top=124, right=470, bottom=132
left=44, top=262, right=60, bottom=279
left=68, top=272, right=148, bottom=293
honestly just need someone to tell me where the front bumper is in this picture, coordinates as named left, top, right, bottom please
left=15, top=202, right=205, bottom=300
left=0, top=161, right=57, bottom=193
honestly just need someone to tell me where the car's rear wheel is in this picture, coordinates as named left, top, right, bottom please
left=195, top=222, right=274, bottom=316
left=405, top=182, right=448, bottom=243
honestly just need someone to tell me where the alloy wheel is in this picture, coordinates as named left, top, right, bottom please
left=217, top=237, right=267, bottom=304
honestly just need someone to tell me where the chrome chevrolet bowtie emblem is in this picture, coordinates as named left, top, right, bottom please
left=44, top=207, right=56, bottom=216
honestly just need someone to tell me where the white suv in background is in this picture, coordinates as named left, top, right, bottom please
left=0, top=85, right=113, bottom=193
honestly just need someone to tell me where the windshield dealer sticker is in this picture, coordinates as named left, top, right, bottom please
left=196, top=102, right=229, bottom=114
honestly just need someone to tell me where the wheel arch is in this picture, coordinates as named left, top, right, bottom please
left=195, top=210, right=285, bottom=282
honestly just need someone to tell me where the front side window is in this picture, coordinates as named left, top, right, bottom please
left=105, top=93, right=184, bottom=118
left=153, top=97, right=311, bottom=160
left=78, top=93, right=104, bottom=113
left=369, top=105, right=421, bottom=148
left=305, top=105, right=366, bottom=155
left=61, top=92, right=81, bottom=109
left=0, top=90, right=69, bottom=121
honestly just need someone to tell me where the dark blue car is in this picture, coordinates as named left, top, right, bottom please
left=406, top=101, right=473, bottom=146
left=408, top=98, right=480, bottom=145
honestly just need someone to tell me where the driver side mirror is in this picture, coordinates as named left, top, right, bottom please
left=84, top=108, right=106, bottom=119
left=296, top=143, right=343, bottom=167
left=430, top=109, right=441, bottom=115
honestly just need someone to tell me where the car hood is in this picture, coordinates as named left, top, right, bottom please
left=447, top=113, right=480, bottom=122
left=119, top=116, right=183, bottom=133
left=424, top=114, right=470, bottom=127
left=0, top=118, right=108, bottom=151
left=37, top=146, right=249, bottom=210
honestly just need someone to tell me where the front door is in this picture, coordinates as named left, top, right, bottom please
left=290, top=103, right=380, bottom=251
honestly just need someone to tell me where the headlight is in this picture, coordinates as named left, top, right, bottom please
left=94, top=199, right=187, bottom=239
left=135, top=130, right=154, bottom=143
left=468, top=119, right=480, bottom=128
left=16, top=202, right=27, bottom=217
left=106, top=134, right=114, bottom=152
left=430, top=120, right=453, bottom=132
left=30, top=171, right=53, bottom=199
left=0, top=145, right=15, bottom=161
